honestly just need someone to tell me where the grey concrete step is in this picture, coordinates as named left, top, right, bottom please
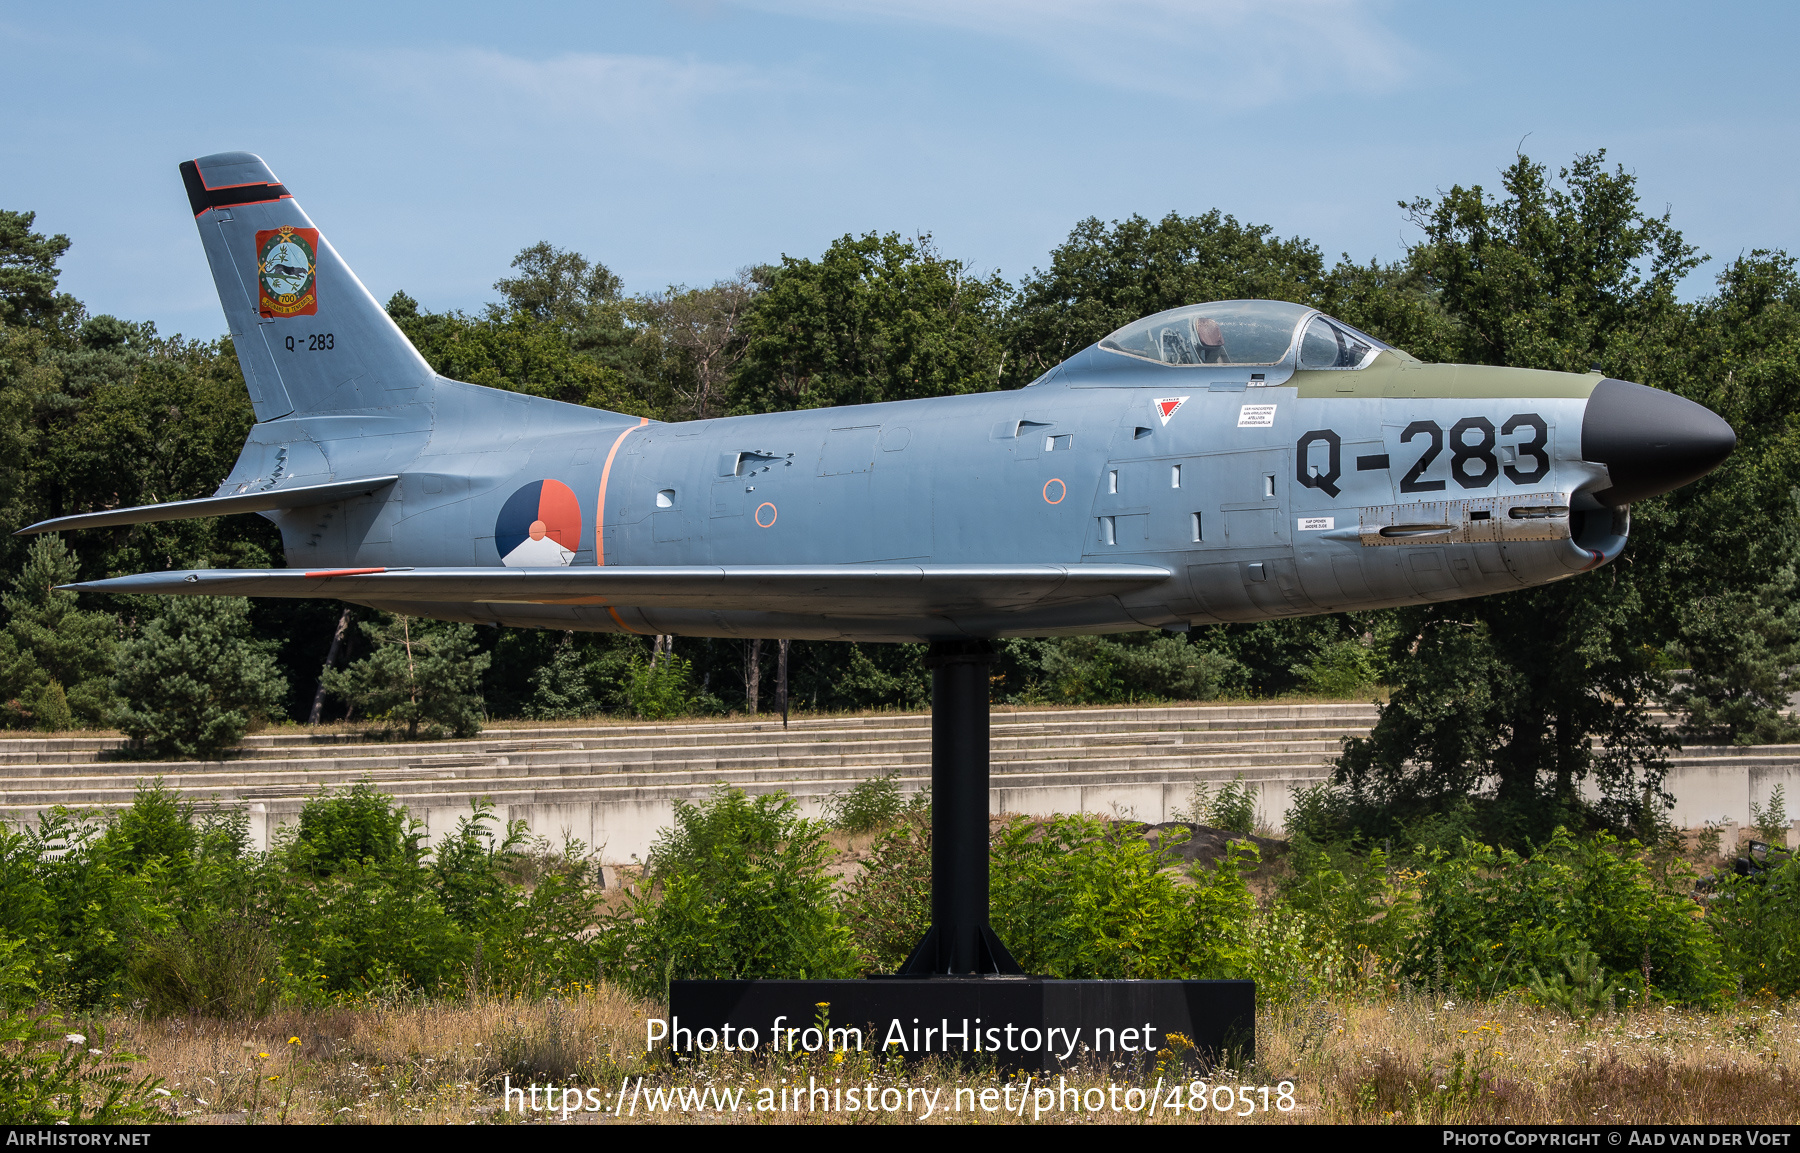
left=0, top=702, right=1384, bottom=764
left=3, top=756, right=1337, bottom=816
left=3, top=702, right=1785, bottom=862
left=0, top=717, right=1372, bottom=773
left=0, top=743, right=1344, bottom=805
left=0, top=740, right=1356, bottom=796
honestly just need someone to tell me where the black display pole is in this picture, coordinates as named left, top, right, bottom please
left=669, top=638, right=1256, bottom=1065
left=896, top=639, right=1023, bottom=976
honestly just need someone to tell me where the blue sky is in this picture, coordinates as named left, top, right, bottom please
left=3, top=1, right=1796, bottom=341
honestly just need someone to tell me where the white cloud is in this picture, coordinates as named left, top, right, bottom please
left=739, top=0, right=1420, bottom=104
left=339, top=47, right=782, bottom=131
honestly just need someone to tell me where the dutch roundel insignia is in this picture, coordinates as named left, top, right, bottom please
left=496, top=479, right=583, bottom=566
left=255, top=226, right=320, bottom=318
left=1154, top=396, right=1189, bottom=425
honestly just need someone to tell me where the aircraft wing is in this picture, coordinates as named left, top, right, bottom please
left=65, top=563, right=1173, bottom=616
left=15, top=476, right=401, bottom=535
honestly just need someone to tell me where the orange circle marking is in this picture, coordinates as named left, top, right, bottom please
left=528, top=519, right=547, bottom=541
left=1043, top=478, right=1066, bottom=504
left=755, top=501, right=778, bottom=528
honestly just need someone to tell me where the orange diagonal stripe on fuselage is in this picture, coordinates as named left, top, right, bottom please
left=595, top=417, right=648, bottom=567
left=594, top=418, right=651, bottom=636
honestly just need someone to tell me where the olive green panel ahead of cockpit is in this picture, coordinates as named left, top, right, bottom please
left=1291, top=353, right=1604, bottom=400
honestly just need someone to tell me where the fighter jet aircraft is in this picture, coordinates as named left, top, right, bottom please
left=24, top=152, right=1737, bottom=642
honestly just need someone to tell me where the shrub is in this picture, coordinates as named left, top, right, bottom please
left=126, top=803, right=278, bottom=1018
left=1710, top=854, right=1800, bottom=997
left=1032, top=634, right=1237, bottom=704
left=599, top=787, right=856, bottom=996
left=323, top=614, right=488, bottom=740
left=111, top=596, right=286, bottom=759
left=1752, top=784, right=1790, bottom=847
left=1241, top=904, right=1356, bottom=1002
left=287, top=782, right=408, bottom=876
left=1408, top=829, right=1727, bottom=1005
left=281, top=862, right=472, bottom=997
left=0, top=938, right=164, bottom=1123
left=1177, top=775, right=1259, bottom=833
left=1277, top=838, right=1420, bottom=984
left=824, top=771, right=914, bottom=832
left=270, top=784, right=472, bottom=995
left=431, top=800, right=529, bottom=929
left=429, top=800, right=607, bottom=994
left=839, top=814, right=932, bottom=972
left=989, top=813, right=1255, bottom=979
left=621, top=652, right=697, bottom=719
left=3, top=806, right=168, bottom=1006
left=128, top=911, right=278, bottom=1018
left=1298, top=636, right=1384, bottom=697
left=100, top=779, right=196, bottom=872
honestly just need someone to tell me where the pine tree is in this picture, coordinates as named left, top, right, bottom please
left=0, top=535, right=117, bottom=729
left=323, top=614, right=489, bottom=740
left=111, top=597, right=286, bottom=758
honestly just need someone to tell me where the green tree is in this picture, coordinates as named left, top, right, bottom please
left=0, top=535, right=118, bottom=729
left=388, top=295, right=651, bottom=416
left=1638, top=251, right=1800, bottom=744
left=641, top=270, right=761, bottom=420
left=1022, top=633, right=1237, bottom=704
left=323, top=614, right=489, bottom=739
left=1006, top=210, right=1328, bottom=384
left=0, top=209, right=272, bottom=612
left=619, top=650, right=698, bottom=719
left=1665, top=490, right=1800, bottom=744
left=111, top=597, right=286, bottom=760
left=99, top=780, right=196, bottom=874
left=523, top=631, right=599, bottom=719
left=0, top=210, right=80, bottom=332
left=493, top=241, right=623, bottom=323
left=730, top=232, right=1009, bottom=413
left=1336, top=587, right=1675, bottom=845
left=1321, top=153, right=1707, bottom=845
left=1399, top=150, right=1701, bottom=374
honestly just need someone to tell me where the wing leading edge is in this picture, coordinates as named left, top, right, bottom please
left=66, top=563, right=1173, bottom=617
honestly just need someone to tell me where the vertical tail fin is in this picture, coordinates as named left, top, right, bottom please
left=181, top=152, right=434, bottom=421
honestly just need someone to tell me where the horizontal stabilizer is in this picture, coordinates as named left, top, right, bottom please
left=65, top=563, right=1172, bottom=617
left=15, top=476, right=400, bottom=536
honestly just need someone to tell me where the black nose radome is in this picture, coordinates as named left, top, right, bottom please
left=1580, top=378, right=1736, bottom=506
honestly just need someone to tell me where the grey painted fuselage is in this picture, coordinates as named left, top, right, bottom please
left=41, top=152, right=1736, bottom=640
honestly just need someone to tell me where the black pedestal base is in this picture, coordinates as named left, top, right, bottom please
left=665, top=979, right=1254, bottom=1072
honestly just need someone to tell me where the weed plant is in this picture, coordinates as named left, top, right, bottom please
left=1176, top=776, right=1259, bottom=834
left=823, top=771, right=920, bottom=833
left=5, top=776, right=1800, bottom=1123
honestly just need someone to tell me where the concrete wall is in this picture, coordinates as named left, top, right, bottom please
left=22, top=735, right=1800, bottom=866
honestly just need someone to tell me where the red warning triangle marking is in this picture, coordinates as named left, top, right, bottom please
left=1154, top=396, right=1189, bottom=425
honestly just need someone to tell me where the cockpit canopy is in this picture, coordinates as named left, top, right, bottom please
left=1098, top=299, right=1392, bottom=369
